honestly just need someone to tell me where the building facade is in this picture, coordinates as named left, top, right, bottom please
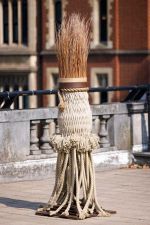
left=0, top=0, right=38, bottom=108
left=0, top=0, right=150, bottom=108
left=41, top=0, right=150, bottom=106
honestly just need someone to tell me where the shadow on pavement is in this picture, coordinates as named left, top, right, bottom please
left=0, top=197, right=43, bottom=210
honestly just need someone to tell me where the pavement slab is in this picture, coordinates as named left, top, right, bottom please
left=0, top=168, right=150, bottom=225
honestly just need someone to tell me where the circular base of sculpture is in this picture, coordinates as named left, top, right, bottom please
left=35, top=149, right=116, bottom=220
left=35, top=92, right=116, bottom=220
left=36, top=202, right=116, bottom=220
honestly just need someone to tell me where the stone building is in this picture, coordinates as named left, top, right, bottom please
left=0, top=0, right=37, bottom=108
left=0, top=0, right=149, bottom=108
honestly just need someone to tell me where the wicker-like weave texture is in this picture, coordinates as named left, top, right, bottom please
left=50, top=91, right=99, bottom=153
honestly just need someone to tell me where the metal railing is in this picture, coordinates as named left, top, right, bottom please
left=0, top=84, right=149, bottom=109
left=0, top=84, right=150, bottom=150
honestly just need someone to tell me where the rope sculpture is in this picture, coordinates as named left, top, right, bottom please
left=36, top=14, right=116, bottom=220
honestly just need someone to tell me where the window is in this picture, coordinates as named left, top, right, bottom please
left=90, top=67, right=113, bottom=104
left=0, top=0, right=28, bottom=46
left=12, top=0, right=18, bottom=43
left=22, top=0, right=28, bottom=44
left=55, top=0, right=62, bottom=32
left=3, top=1, right=8, bottom=43
left=90, top=0, right=113, bottom=48
left=99, top=0, right=107, bottom=44
left=97, top=73, right=108, bottom=103
left=45, top=0, right=63, bottom=48
left=0, top=74, right=29, bottom=109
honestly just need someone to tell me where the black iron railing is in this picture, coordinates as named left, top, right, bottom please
left=0, top=84, right=149, bottom=109
left=0, top=84, right=150, bottom=150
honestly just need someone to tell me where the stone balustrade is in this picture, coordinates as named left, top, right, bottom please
left=29, top=118, right=57, bottom=157
left=0, top=102, right=148, bottom=182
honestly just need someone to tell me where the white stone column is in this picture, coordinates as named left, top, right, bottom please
left=28, top=55, right=37, bottom=108
left=46, top=67, right=59, bottom=107
left=107, top=0, right=113, bottom=48
left=129, top=103, right=148, bottom=152
left=49, top=118, right=56, bottom=136
left=45, top=0, right=55, bottom=49
left=9, top=86, right=14, bottom=109
left=132, top=113, right=148, bottom=152
left=27, top=0, right=37, bottom=50
left=19, top=86, right=23, bottom=109
left=91, top=0, right=99, bottom=47
left=28, top=72, right=37, bottom=108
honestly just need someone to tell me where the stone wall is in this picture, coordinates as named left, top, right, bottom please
left=0, top=102, right=148, bottom=182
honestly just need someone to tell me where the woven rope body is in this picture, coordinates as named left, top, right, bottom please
left=51, top=91, right=99, bottom=153
left=59, top=91, right=92, bottom=135
left=36, top=91, right=116, bottom=219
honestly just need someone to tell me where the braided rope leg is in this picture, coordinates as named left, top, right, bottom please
left=61, top=148, right=75, bottom=216
left=89, top=153, right=111, bottom=217
left=50, top=153, right=69, bottom=208
left=47, top=152, right=62, bottom=206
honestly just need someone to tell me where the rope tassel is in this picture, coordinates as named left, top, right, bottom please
left=36, top=151, right=109, bottom=219
left=58, top=91, right=65, bottom=112
left=36, top=92, right=116, bottom=219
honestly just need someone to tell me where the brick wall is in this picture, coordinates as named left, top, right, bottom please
left=148, top=0, right=150, bottom=49
left=119, top=56, right=149, bottom=100
left=41, top=1, right=48, bottom=49
left=119, top=0, right=148, bottom=50
left=64, top=0, right=91, bottom=19
left=41, top=0, right=149, bottom=105
left=120, top=56, right=149, bottom=85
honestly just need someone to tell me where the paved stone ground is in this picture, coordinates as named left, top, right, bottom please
left=0, top=168, right=150, bottom=225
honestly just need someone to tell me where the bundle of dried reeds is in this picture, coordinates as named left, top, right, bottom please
left=56, top=14, right=90, bottom=79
